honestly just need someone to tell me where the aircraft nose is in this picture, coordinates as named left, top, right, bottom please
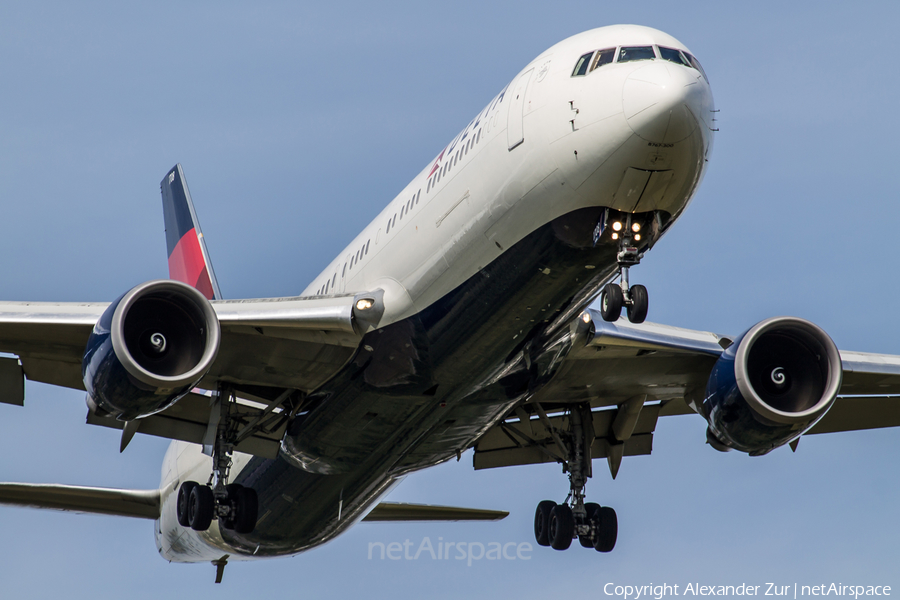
left=622, top=62, right=706, bottom=144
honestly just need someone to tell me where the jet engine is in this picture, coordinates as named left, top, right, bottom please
left=82, top=280, right=220, bottom=421
left=703, top=317, right=842, bottom=455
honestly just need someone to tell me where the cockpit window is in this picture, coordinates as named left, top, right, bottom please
left=571, top=52, right=594, bottom=76
left=683, top=52, right=709, bottom=82
left=658, top=46, right=690, bottom=67
left=617, top=46, right=655, bottom=63
left=591, top=48, right=616, bottom=71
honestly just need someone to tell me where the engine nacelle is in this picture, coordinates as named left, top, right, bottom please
left=703, top=317, right=842, bottom=455
left=82, top=280, right=220, bottom=421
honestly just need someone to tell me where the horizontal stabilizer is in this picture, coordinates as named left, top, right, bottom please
left=362, top=501, right=508, bottom=522
left=0, top=482, right=159, bottom=520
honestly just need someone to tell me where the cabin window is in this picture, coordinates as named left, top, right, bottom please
left=571, top=51, right=594, bottom=76
left=591, top=48, right=616, bottom=70
left=386, top=219, right=391, bottom=233
left=476, top=129, right=482, bottom=143
left=365, top=240, right=370, bottom=254
left=416, top=190, right=420, bottom=204
left=392, top=214, right=396, bottom=227
left=617, top=46, right=655, bottom=63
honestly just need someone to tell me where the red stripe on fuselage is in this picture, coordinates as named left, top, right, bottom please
left=168, top=228, right=214, bottom=299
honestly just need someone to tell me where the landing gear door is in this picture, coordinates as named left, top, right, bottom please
left=507, top=68, right=534, bottom=151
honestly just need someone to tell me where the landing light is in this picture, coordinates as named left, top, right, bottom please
left=582, top=312, right=591, bottom=324
left=356, top=298, right=374, bottom=311
left=631, top=222, right=641, bottom=233
left=634, top=234, right=641, bottom=241
left=612, top=221, right=623, bottom=232
left=612, top=233, right=619, bottom=240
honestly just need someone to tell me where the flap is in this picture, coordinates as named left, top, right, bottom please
left=473, top=404, right=660, bottom=470
left=0, top=357, right=24, bottom=406
left=86, top=390, right=293, bottom=459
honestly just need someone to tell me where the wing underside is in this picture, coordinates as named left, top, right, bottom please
left=473, top=310, right=900, bottom=473
left=0, top=293, right=373, bottom=455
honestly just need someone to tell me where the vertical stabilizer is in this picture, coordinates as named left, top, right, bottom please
left=160, top=164, right=222, bottom=300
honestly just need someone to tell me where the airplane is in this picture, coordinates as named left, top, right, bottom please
left=2, top=23, right=900, bottom=583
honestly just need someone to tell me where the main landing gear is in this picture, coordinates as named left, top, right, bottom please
left=599, top=213, right=648, bottom=324
left=532, top=404, right=618, bottom=553
left=176, top=386, right=259, bottom=535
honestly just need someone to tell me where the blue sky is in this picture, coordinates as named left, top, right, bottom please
left=1, top=1, right=899, bottom=597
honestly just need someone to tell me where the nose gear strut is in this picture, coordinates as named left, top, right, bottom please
left=599, top=212, right=649, bottom=324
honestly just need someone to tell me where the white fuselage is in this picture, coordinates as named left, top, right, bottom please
left=155, top=24, right=714, bottom=563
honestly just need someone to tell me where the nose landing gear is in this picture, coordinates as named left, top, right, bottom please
left=599, top=213, right=649, bottom=323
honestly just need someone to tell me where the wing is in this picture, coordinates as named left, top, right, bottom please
left=0, top=293, right=375, bottom=457
left=473, top=309, right=900, bottom=473
left=0, top=294, right=365, bottom=393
